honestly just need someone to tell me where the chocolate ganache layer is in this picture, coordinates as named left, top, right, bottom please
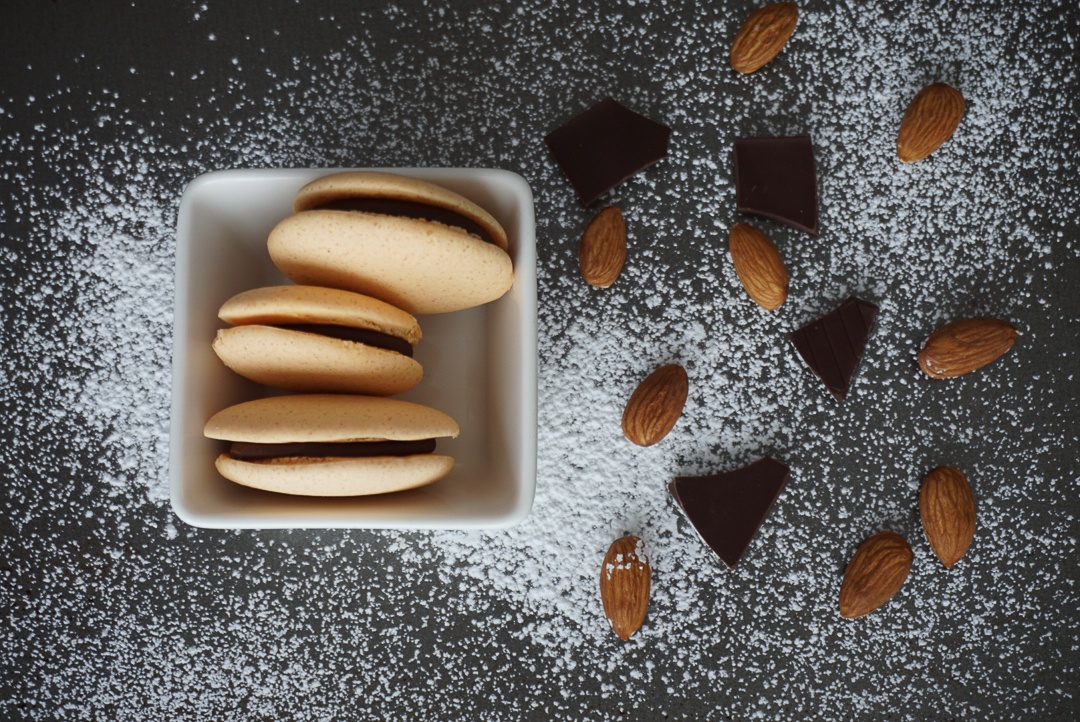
left=229, top=438, right=438, bottom=461
left=276, top=324, right=414, bottom=357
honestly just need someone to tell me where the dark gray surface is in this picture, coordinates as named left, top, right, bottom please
left=2, top=1, right=1079, bottom=719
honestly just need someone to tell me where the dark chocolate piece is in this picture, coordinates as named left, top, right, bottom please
left=544, top=97, right=671, bottom=205
left=790, top=297, right=878, bottom=402
left=733, top=136, right=819, bottom=235
left=315, top=197, right=496, bottom=246
left=229, top=438, right=437, bottom=461
left=277, top=324, right=414, bottom=357
left=670, top=457, right=790, bottom=569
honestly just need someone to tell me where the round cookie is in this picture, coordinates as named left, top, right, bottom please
left=214, top=455, right=456, bottom=497
left=293, top=171, right=509, bottom=251
left=204, top=394, right=460, bottom=497
left=268, top=171, right=515, bottom=315
left=212, top=285, right=423, bottom=395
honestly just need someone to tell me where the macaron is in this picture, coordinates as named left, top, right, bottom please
left=204, top=394, right=460, bottom=496
left=212, top=285, right=423, bottom=395
left=267, top=171, right=515, bottom=314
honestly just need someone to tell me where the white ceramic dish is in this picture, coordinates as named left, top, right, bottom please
left=169, top=168, right=537, bottom=529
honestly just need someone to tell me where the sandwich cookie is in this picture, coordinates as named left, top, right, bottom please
left=268, top=171, right=515, bottom=314
left=212, top=285, right=422, bottom=395
left=204, top=394, right=460, bottom=496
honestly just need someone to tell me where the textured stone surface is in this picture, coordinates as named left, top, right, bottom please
left=1, top=1, right=1078, bottom=719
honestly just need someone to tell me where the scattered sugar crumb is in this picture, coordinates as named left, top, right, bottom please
left=1, top=1, right=1078, bottom=720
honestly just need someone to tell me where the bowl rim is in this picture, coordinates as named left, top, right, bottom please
left=169, top=166, right=537, bottom=529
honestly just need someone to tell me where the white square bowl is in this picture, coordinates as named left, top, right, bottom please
left=169, top=168, right=537, bottom=529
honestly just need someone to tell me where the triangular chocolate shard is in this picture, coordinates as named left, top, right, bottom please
left=545, top=97, right=671, bottom=206
left=669, top=457, right=790, bottom=569
left=733, top=136, right=819, bottom=235
left=790, top=296, right=878, bottom=402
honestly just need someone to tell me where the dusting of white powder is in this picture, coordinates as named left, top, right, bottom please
left=1, top=1, right=1078, bottom=720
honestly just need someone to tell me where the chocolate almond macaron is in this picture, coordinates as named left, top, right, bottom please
left=212, top=285, right=422, bottom=395
left=204, top=394, right=460, bottom=496
left=267, top=171, right=514, bottom=314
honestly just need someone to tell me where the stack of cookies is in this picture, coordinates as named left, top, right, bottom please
left=203, top=171, right=515, bottom=497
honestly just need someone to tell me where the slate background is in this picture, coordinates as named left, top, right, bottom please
left=2, top=1, right=1079, bottom=720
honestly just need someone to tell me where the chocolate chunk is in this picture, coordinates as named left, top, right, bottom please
left=229, top=438, right=437, bottom=461
left=277, top=324, right=414, bottom=357
left=315, top=197, right=496, bottom=246
left=790, top=297, right=878, bottom=402
left=670, top=457, right=790, bottom=569
left=733, top=136, right=818, bottom=234
left=545, top=97, right=671, bottom=205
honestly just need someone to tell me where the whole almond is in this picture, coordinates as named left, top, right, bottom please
left=730, top=3, right=799, bottom=74
left=729, top=223, right=789, bottom=310
left=896, top=83, right=965, bottom=162
left=622, top=364, right=688, bottom=447
left=580, top=206, right=626, bottom=288
left=917, top=318, right=1017, bottom=378
left=839, top=531, right=913, bottom=619
left=599, top=535, right=651, bottom=641
left=920, top=466, right=976, bottom=568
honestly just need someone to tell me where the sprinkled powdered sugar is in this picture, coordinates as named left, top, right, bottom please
left=2, top=1, right=1078, bottom=720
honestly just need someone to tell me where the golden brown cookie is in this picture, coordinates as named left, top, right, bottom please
left=268, top=171, right=514, bottom=315
left=204, top=394, right=460, bottom=497
left=212, top=285, right=423, bottom=395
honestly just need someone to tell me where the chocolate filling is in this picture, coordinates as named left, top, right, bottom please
left=315, top=197, right=496, bottom=246
left=277, top=324, right=413, bottom=357
left=229, top=438, right=437, bottom=461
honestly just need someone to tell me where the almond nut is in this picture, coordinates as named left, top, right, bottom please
left=917, top=318, right=1017, bottom=378
left=622, top=364, right=688, bottom=447
left=599, top=535, right=651, bottom=641
left=920, top=466, right=976, bottom=568
left=729, top=223, right=789, bottom=310
left=579, top=206, right=626, bottom=288
left=896, top=83, right=965, bottom=162
left=839, top=531, right=913, bottom=618
left=730, top=3, right=799, bottom=74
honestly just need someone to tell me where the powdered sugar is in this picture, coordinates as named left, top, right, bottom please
left=2, top=1, right=1078, bottom=719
